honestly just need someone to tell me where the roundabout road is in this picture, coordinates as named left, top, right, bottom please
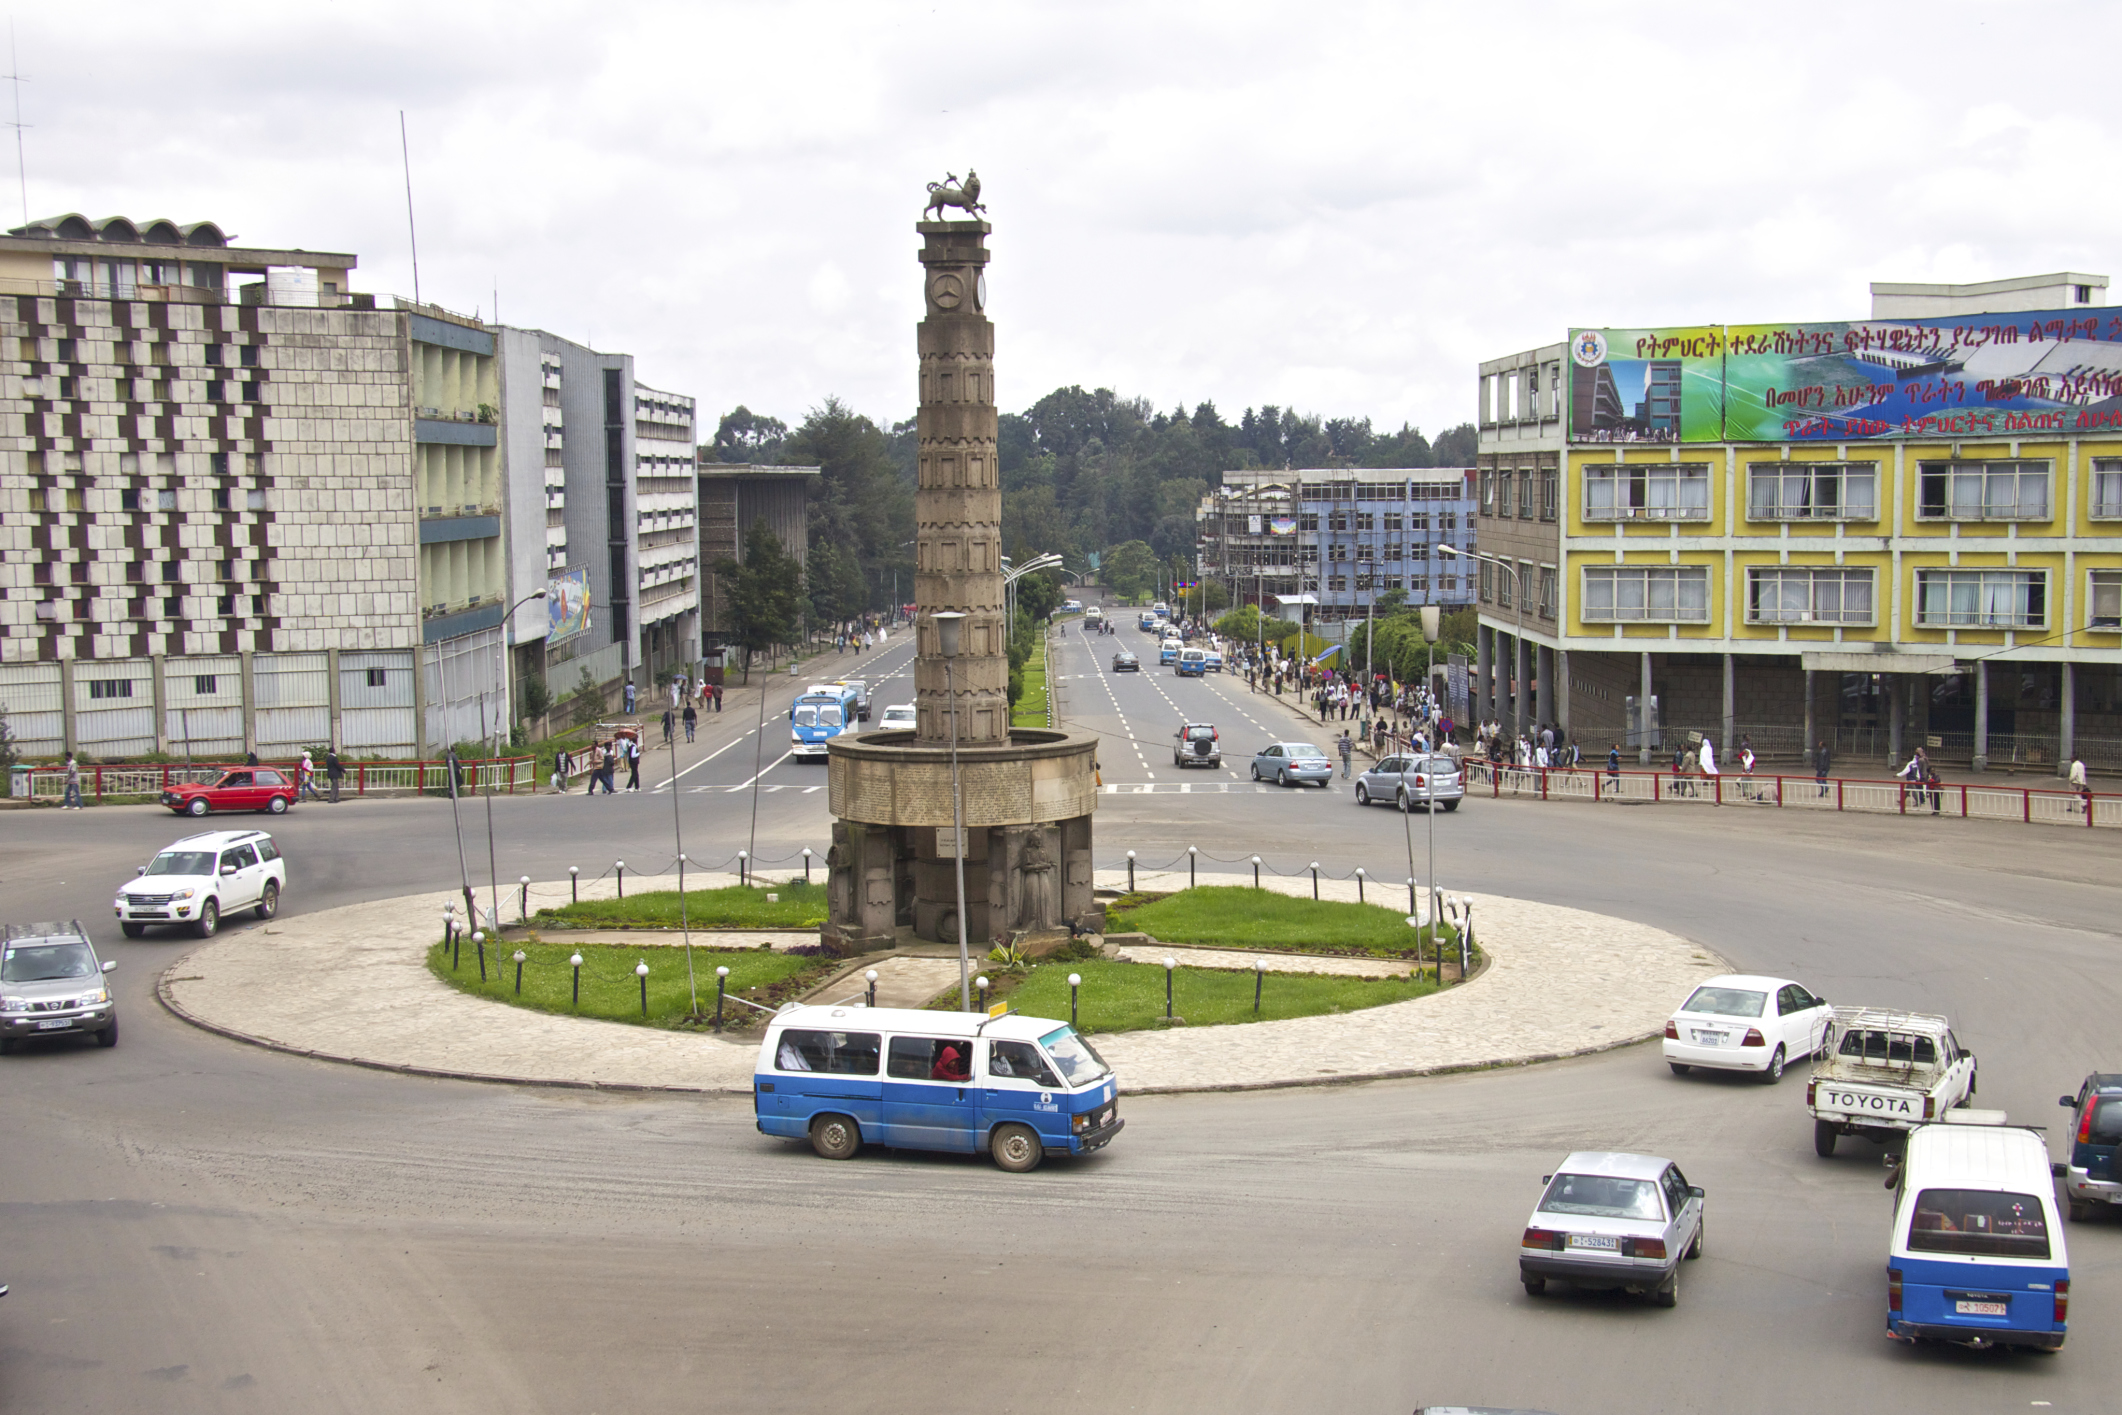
left=1, top=613, right=2118, bottom=1413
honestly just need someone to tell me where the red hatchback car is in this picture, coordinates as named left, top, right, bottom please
left=161, top=767, right=298, bottom=817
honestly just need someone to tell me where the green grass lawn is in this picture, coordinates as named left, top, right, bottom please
left=1108, top=885, right=1461, bottom=957
left=989, top=957, right=1436, bottom=1033
left=1011, top=636, right=1050, bottom=728
left=530, top=881, right=828, bottom=930
left=427, top=937, right=835, bottom=1028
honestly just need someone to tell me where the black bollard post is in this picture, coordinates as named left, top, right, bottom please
left=1355, top=868, right=1365, bottom=903
left=570, top=952, right=582, bottom=1008
left=569, top=866, right=579, bottom=904
left=637, top=961, right=649, bottom=1016
left=1163, top=958, right=1175, bottom=1019
left=1254, top=960, right=1264, bottom=1014
left=1310, top=862, right=1319, bottom=899
left=977, top=975, right=990, bottom=1012
left=1408, top=877, right=1417, bottom=914
left=1126, top=851, right=1135, bottom=893
left=802, top=849, right=813, bottom=885
left=520, top=876, right=530, bottom=923
left=616, top=861, right=625, bottom=898
left=1069, top=972, right=1080, bottom=1027
left=738, top=851, right=748, bottom=887
left=474, top=931, right=487, bottom=982
left=513, top=950, right=525, bottom=995
left=1187, top=846, right=1196, bottom=889
left=1251, top=856, right=1261, bottom=889
left=715, top=966, right=728, bottom=1030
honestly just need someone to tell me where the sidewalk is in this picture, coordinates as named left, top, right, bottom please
left=157, top=867, right=1722, bottom=1096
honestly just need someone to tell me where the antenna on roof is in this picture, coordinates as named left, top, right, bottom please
left=5, top=24, right=29, bottom=229
left=398, top=110, right=422, bottom=307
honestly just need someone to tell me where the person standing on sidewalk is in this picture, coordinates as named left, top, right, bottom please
left=326, top=748, right=345, bottom=803
left=2069, top=755, right=2090, bottom=813
left=683, top=701, right=697, bottom=742
left=623, top=680, right=636, bottom=716
left=61, top=751, right=82, bottom=810
left=1699, top=736, right=1720, bottom=804
left=625, top=734, right=642, bottom=792
left=1815, top=739, right=1832, bottom=796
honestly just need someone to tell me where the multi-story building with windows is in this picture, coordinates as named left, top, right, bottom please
left=1197, top=468, right=1476, bottom=624
left=633, top=384, right=697, bottom=685
left=1474, top=272, right=2122, bottom=773
left=0, top=211, right=515, bottom=759
left=694, top=460, right=819, bottom=667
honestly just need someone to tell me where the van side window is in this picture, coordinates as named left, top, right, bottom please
left=988, top=1040, right=1059, bottom=1087
left=776, top=1029, right=880, bottom=1075
left=255, top=839, right=279, bottom=862
left=221, top=845, right=258, bottom=871
left=890, top=1036, right=971, bottom=1083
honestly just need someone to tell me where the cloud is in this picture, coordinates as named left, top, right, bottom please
left=17, top=0, right=2122, bottom=439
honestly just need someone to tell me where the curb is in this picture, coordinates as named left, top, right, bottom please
left=1123, top=1028, right=1658, bottom=1095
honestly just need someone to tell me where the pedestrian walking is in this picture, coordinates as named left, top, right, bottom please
left=1607, top=743, right=1621, bottom=790
left=1337, top=731, right=1353, bottom=780
left=61, top=751, right=82, bottom=809
left=625, top=734, right=642, bottom=791
left=298, top=749, right=324, bottom=802
left=1814, top=739, right=1832, bottom=797
left=1699, top=736, right=1720, bottom=804
left=661, top=708, right=674, bottom=746
left=712, top=683, right=723, bottom=714
left=683, top=702, right=697, bottom=742
left=2069, top=755, right=2090, bottom=813
left=553, top=746, right=572, bottom=794
left=326, top=748, right=345, bottom=803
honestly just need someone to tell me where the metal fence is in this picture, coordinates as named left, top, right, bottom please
left=1461, top=758, right=2115, bottom=829
left=10, top=756, right=537, bottom=803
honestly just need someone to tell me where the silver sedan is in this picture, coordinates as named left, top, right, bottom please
left=1353, top=754, right=1464, bottom=812
left=1249, top=742, right=1334, bottom=787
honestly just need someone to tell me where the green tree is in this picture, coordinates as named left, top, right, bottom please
left=0, top=704, right=17, bottom=772
left=1181, top=581, right=1231, bottom=616
left=783, top=398, right=915, bottom=617
left=710, top=406, right=789, bottom=464
left=1102, top=539, right=1158, bottom=600
left=1432, top=423, right=1479, bottom=466
left=1015, top=569, right=1064, bottom=623
left=568, top=666, right=606, bottom=728
left=716, top=521, right=803, bottom=682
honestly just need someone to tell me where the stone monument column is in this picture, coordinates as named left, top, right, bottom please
left=913, top=219, right=1008, bottom=748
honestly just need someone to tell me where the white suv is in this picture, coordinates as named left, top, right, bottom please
left=114, top=830, right=286, bottom=938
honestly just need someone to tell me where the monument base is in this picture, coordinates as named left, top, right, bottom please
left=823, top=729, right=1101, bottom=953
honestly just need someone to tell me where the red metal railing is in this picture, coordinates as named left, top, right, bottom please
left=12, top=756, right=537, bottom=804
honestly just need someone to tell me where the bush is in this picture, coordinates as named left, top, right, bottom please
left=568, top=667, right=605, bottom=727
left=517, top=674, right=552, bottom=722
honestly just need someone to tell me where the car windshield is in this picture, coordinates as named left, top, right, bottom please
left=145, top=850, right=216, bottom=876
left=1680, top=986, right=1767, bottom=1018
left=1908, top=1188, right=2050, bottom=1259
left=1540, top=1173, right=1665, bottom=1221
left=793, top=706, right=819, bottom=726
left=1040, top=1025, right=1110, bottom=1086
left=2, top=942, right=97, bottom=982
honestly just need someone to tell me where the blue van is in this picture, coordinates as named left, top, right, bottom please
left=1888, top=1118, right=2067, bottom=1351
left=754, top=1004, right=1123, bottom=1172
left=789, top=685, right=860, bottom=760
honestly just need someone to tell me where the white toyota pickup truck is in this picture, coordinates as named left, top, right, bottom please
left=1806, top=1006, right=1978, bottom=1158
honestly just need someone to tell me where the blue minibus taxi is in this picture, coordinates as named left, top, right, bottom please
left=1887, top=1116, right=2067, bottom=1352
left=754, top=1004, right=1123, bottom=1171
left=790, top=685, right=860, bottom=760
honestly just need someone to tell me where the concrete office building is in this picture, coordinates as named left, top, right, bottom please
left=694, top=459, right=820, bottom=666
left=1196, top=468, right=1477, bottom=625
left=0, top=212, right=513, bottom=761
left=1473, top=272, right=2122, bottom=773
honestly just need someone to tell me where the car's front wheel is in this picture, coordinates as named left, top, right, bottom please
left=1354, top=785, right=1369, bottom=806
left=990, top=1122, right=1044, bottom=1173
left=267, top=795, right=288, bottom=815
left=186, top=797, right=210, bottom=817
left=95, top=1017, right=118, bottom=1049
left=194, top=899, right=219, bottom=939
left=255, top=880, right=279, bottom=921
left=120, top=922, right=145, bottom=939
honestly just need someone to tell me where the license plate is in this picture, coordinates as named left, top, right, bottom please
left=36, top=1018, right=73, bottom=1030
left=1566, top=1234, right=1619, bottom=1251
left=1693, top=1031, right=1723, bottom=1045
left=1954, top=1300, right=2008, bottom=1316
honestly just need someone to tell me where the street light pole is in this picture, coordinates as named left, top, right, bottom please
left=933, top=610, right=972, bottom=1011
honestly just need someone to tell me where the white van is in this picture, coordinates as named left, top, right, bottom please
left=1887, top=1117, right=2067, bottom=1351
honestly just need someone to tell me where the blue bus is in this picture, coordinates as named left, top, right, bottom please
left=755, top=1004, right=1123, bottom=1172
left=790, top=684, right=860, bottom=760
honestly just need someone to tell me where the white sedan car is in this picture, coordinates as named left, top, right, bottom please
left=877, top=703, right=916, bottom=732
left=1662, top=973, right=1831, bottom=1084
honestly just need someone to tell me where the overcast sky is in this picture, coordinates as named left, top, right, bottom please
left=20, top=1, right=2122, bottom=438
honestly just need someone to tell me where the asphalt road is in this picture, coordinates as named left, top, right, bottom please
left=2, top=601, right=2118, bottom=1414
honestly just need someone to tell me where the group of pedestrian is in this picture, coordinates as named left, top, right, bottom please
left=554, top=733, right=642, bottom=795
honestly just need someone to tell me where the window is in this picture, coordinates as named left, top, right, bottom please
left=773, top=1028, right=880, bottom=1074
left=1494, top=564, right=1511, bottom=608
left=239, top=344, right=259, bottom=368
left=193, top=675, right=218, bottom=695
left=1478, top=469, right=1495, bottom=516
left=210, top=453, right=230, bottom=475
left=1298, top=513, right=1319, bottom=532
left=1538, top=566, right=1556, bottom=619
left=988, top=1040, right=1059, bottom=1087
left=1540, top=467, right=1558, bottom=521
left=1746, top=567, right=1876, bottom=624
left=2091, top=460, right=2122, bottom=519
left=217, top=595, right=236, bottom=616
left=1328, top=511, right=1348, bottom=532
left=1496, top=472, right=1513, bottom=519
left=246, top=488, right=265, bottom=511
left=1584, top=462, right=1711, bottom=521
left=88, top=679, right=134, bottom=700
left=888, top=1035, right=971, bottom=1082
left=204, top=344, right=224, bottom=367
left=1916, top=460, right=2049, bottom=521
left=1479, top=561, right=1493, bottom=602
left=164, top=596, right=181, bottom=617
left=221, top=845, right=259, bottom=872
left=1907, top=1189, right=2050, bottom=1260
left=120, top=488, right=141, bottom=511
left=1383, top=512, right=1403, bottom=532
left=212, top=487, right=231, bottom=511
left=162, top=560, right=181, bottom=582
left=1516, top=469, right=1533, bottom=520
left=157, top=489, right=176, bottom=511
left=1354, top=512, right=1374, bottom=531
left=2089, top=570, right=2121, bottom=630
left=25, top=487, right=45, bottom=512
left=1582, top=565, right=1711, bottom=622
left=1327, top=576, right=1347, bottom=593
left=1914, top=569, right=2045, bottom=628
left=366, top=667, right=388, bottom=688
left=1747, top=461, right=1877, bottom=521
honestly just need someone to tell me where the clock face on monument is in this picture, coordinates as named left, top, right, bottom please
left=975, top=271, right=987, bottom=312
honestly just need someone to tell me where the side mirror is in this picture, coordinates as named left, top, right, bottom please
left=221, top=865, right=238, bottom=875
left=2060, top=1096, right=2078, bottom=1109
left=136, top=865, right=147, bottom=876
left=101, top=960, right=116, bottom=973
left=1687, top=1186, right=1704, bottom=1199
left=1540, top=1174, right=1551, bottom=1184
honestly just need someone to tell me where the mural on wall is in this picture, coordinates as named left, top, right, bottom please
left=547, top=568, right=592, bottom=644
left=1570, top=310, right=2122, bottom=443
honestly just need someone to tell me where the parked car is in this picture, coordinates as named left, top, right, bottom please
left=877, top=703, right=917, bottom=732
left=160, top=766, right=297, bottom=817
left=2058, top=1074, right=2122, bottom=1221
left=1354, top=754, right=1464, bottom=812
left=1203, top=648, right=1224, bottom=672
left=1520, top=1151, right=1703, bottom=1307
left=1174, top=724, right=1222, bottom=769
left=1808, top=1006, right=1978, bottom=1157
left=1888, top=1118, right=2066, bottom=1351
left=1112, top=651, right=1140, bottom=672
left=114, top=829, right=286, bottom=938
left=1663, top=974, right=1830, bottom=1083
left=1250, top=742, right=1334, bottom=787
left=0, top=921, right=118, bottom=1054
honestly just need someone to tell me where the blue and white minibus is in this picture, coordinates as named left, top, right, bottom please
left=789, top=685, right=860, bottom=759
left=1888, top=1117, right=2068, bottom=1351
left=754, top=1004, right=1123, bottom=1172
